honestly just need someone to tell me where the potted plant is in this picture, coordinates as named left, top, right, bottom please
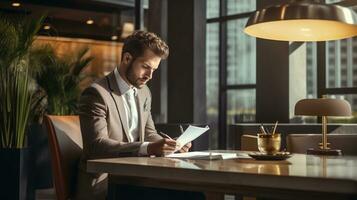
left=0, top=14, right=44, bottom=200
left=23, top=43, right=94, bottom=198
left=32, top=45, right=94, bottom=116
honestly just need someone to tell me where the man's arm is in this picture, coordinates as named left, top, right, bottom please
left=79, top=87, right=142, bottom=158
left=143, top=88, right=163, bottom=142
left=144, top=112, right=163, bottom=142
left=140, top=88, right=181, bottom=155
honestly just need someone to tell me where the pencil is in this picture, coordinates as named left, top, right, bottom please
left=272, top=121, right=278, bottom=135
left=260, top=124, right=267, bottom=134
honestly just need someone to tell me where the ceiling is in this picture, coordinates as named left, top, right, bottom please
left=0, top=0, right=146, bottom=41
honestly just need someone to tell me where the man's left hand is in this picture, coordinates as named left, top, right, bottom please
left=179, top=142, right=192, bottom=153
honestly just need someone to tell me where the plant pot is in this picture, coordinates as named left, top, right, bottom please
left=0, top=148, right=29, bottom=200
left=27, top=123, right=53, bottom=200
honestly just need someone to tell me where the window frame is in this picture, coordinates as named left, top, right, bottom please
left=207, top=0, right=256, bottom=149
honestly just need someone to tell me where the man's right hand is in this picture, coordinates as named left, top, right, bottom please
left=147, top=138, right=177, bottom=156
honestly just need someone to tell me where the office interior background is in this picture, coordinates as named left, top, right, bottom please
left=1, top=0, right=357, bottom=199
left=0, top=0, right=356, bottom=150
left=206, top=0, right=357, bottom=149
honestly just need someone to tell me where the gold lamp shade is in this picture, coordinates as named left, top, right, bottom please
left=294, top=98, right=352, bottom=155
left=295, top=98, right=352, bottom=116
left=244, top=1, right=357, bottom=41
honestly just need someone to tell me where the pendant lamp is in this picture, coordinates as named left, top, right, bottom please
left=244, top=1, right=357, bottom=41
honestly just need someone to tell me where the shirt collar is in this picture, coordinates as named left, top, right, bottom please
left=114, top=67, right=137, bottom=96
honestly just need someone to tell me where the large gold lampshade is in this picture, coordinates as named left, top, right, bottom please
left=295, top=98, right=352, bottom=155
left=244, top=1, right=357, bottom=41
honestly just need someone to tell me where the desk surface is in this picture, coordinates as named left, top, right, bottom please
left=87, top=150, right=357, bottom=198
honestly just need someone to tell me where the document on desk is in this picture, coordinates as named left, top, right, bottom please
left=166, top=151, right=238, bottom=160
left=175, top=125, right=210, bottom=150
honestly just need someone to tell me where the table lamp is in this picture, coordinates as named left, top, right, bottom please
left=294, top=98, right=352, bottom=155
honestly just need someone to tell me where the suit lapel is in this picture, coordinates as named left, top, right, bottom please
left=106, top=72, right=130, bottom=142
left=137, top=89, right=147, bottom=142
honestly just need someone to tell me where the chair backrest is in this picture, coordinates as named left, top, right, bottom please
left=240, top=134, right=259, bottom=151
left=44, top=115, right=83, bottom=200
left=287, top=134, right=357, bottom=155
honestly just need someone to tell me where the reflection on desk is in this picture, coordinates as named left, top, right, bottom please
left=87, top=150, right=357, bottom=199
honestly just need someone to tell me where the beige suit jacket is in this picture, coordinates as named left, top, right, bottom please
left=75, top=71, right=162, bottom=199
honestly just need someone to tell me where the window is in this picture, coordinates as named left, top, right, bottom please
left=306, top=42, right=318, bottom=99
left=322, top=36, right=357, bottom=123
left=326, top=38, right=356, bottom=88
left=206, top=0, right=256, bottom=148
left=306, top=1, right=357, bottom=123
left=206, top=22, right=219, bottom=148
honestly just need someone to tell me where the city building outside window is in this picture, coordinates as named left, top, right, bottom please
left=206, top=0, right=256, bottom=148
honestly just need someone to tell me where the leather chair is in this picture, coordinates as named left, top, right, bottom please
left=286, top=134, right=357, bottom=155
left=44, top=115, right=83, bottom=200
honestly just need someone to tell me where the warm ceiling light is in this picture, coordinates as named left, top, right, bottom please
left=244, top=1, right=357, bottom=41
left=121, top=22, right=134, bottom=38
left=111, top=35, right=118, bottom=40
left=43, top=25, right=50, bottom=30
left=12, top=2, right=21, bottom=7
left=86, top=19, right=94, bottom=25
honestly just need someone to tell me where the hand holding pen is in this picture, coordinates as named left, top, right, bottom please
left=148, top=132, right=176, bottom=156
left=157, top=125, right=191, bottom=153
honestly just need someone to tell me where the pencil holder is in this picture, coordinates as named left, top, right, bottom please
left=257, top=133, right=281, bottom=155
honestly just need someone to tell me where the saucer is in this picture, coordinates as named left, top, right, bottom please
left=248, top=152, right=292, bottom=160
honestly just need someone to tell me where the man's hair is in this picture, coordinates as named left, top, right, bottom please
left=122, top=31, right=169, bottom=60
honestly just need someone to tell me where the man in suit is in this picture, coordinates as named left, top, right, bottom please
left=76, top=31, right=201, bottom=199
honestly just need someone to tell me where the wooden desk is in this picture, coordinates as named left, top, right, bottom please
left=87, top=151, right=357, bottom=200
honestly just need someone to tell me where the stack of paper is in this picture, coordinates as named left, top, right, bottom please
left=166, top=151, right=238, bottom=160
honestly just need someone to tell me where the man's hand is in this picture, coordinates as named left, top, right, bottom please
left=147, top=138, right=177, bottom=156
left=178, top=142, right=192, bottom=153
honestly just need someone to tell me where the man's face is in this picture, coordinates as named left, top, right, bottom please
left=124, top=49, right=161, bottom=89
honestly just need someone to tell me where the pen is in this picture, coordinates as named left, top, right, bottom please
left=179, top=125, right=184, bottom=134
left=159, top=131, right=173, bottom=140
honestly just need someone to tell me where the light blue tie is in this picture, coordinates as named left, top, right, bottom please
left=125, top=89, right=139, bottom=142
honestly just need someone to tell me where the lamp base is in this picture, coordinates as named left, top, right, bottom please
left=306, top=148, right=342, bottom=156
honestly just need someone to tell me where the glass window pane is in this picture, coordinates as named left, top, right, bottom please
left=306, top=42, right=317, bottom=98
left=207, top=0, right=219, bottom=19
left=227, top=89, right=256, bottom=124
left=226, top=0, right=256, bottom=15
left=227, top=19, right=256, bottom=85
left=325, top=94, right=357, bottom=123
left=206, top=23, right=219, bottom=149
left=326, top=37, right=357, bottom=88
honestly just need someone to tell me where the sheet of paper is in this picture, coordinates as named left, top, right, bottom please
left=175, top=125, right=210, bottom=150
left=166, top=151, right=238, bottom=160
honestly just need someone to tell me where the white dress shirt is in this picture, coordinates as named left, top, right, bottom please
left=114, top=68, right=149, bottom=155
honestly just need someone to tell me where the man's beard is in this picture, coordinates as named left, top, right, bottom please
left=125, top=61, right=148, bottom=89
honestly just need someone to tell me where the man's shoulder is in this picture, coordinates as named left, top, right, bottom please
left=81, top=76, right=111, bottom=99
left=85, top=75, right=109, bottom=91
